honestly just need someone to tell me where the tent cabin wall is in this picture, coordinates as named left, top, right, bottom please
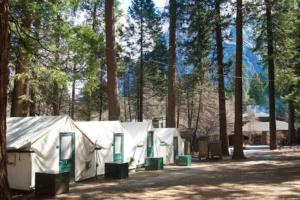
left=121, top=122, right=160, bottom=167
left=155, top=128, right=185, bottom=164
left=6, top=116, right=95, bottom=191
left=153, top=132, right=161, bottom=157
left=75, top=121, right=135, bottom=175
left=7, top=151, right=34, bottom=190
left=159, top=143, right=174, bottom=164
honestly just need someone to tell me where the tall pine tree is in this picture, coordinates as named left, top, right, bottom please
left=233, top=0, right=245, bottom=159
left=0, top=0, right=11, bottom=198
left=127, top=0, right=162, bottom=122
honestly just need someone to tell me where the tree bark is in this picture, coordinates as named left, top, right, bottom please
left=187, top=88, right=195, bottom=129
left=127, top=75, right=132, bottom=122
left=193, top=90, right=202, bottom=154
left=139, top=17, right=144, bottom=122
left=176, top=89, right=181, bottom=128
left=0, top=0, right=12, bottom=198
left=86, top=95, right=92, bottom=121
left=52, top=81, right=59, bottom=115
left=29, top=67, right=36, bottom=116
left=232, top=0, right=245, bottom=159
left=99, top=65, right=104, bottom=121
left=71, top=65, right=76, bottom=119
left=11, top=5, right=31, bottom=117
left=167, top=0, right=177, bottom=128
left=105, top=0, right=120, bottom=121
left=11, top=59, right=28, bottom=117
left=123, top=80, right=127, bottom=122
left=288, top=100, right=296, bottom=144
left=216, top=0, right=229, bottom=156
left=266, top=0, right=277, bottom=150
left=52, top=15, right=60, bottom=116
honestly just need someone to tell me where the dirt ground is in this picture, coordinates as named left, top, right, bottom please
left=15, top=147, right=300, bottom=200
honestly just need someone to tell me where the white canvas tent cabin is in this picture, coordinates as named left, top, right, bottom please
left=75, top=121, right=135, bottom=175
left=6, top=116, right=95, bottom=191
left=154, top=128, right=184, bottom=164
left=121, top=122, right=160, bottom=167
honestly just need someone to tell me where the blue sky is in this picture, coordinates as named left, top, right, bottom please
left=120, top=0, right=168, bottom=12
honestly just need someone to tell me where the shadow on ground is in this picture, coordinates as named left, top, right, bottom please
left=17, top=149, right=300, bottom=200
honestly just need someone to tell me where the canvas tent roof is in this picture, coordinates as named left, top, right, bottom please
left=6, top=115, right=96, bottom=185
left=155, top=128, right=180, bottom=144
left=243, top=120, right=288, bottom=132
left=76, top=121, right=126, bottom=149
left=7, top=116, right=70, bottom=149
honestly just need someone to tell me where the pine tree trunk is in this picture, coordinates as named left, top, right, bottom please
left=29, top=68, right=36, bottom=116
left=105, top=0, right=120, bottom=121
left=0, top=0, right=12, bottom=198
left=86, top=95, right=92, bottom=121
left=99, top=66, right=104, bottom=121
left=187, top=92, right=191, bottom=128
left=52, top=81, right=59, bottom=115
left=123, top=80, right=127, bottom=121
left=30, top=15, right=41, bottom=117
left=232, top=0, right=245, bottom=159
left=139, top=17, right=144, bottom=122
left=187, top=89, right=195, bottom=129
left=136, top=77, right=139, bottom=122
left=11, top=7, right=31, bottom=117
left=190, top=90, right=195, bottom=128
left=71, top=65, right=76, bottom=119
left=29, top=89, right=36, bottom=116
left=176, top=89, right=181, bottom=128
left=52, top=15, right=60, bottom=116
left=216, top=0, right=229, bottom=156
left=127, top=75, right=132, bottom=122
left=266, top=0, right=277, bottom=150
left=11, top=59, right=28, bottom=117
left=193, top=90, right=202, bottom=154
left=288, top=100, right=296, bottom=144
left=38, top=100, right=41, bottom=116
left=167, top=0, right=176, bottom=128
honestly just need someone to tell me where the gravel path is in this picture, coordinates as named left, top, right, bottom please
left=20, top=148, right=300, bottom=199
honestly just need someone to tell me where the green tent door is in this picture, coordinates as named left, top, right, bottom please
left=147, top=131, right=154, bottom=157
left=113, top=133, right=124, bottom=163
left=59, top=132, right=75, bottom=177
left=174, top=137, right=178, bottom=163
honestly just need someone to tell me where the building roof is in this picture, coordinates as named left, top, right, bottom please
left=178, top=129, right=195, bottom=140
left=242, top=112, right=270, bottom=118
left=243, top=120, right=289, bottom=132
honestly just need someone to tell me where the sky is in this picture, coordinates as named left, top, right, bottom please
left=119, top=0, right=168, bottom=12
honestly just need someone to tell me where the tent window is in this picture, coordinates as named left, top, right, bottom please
left=115, top=136, right=122, bottom=154
left=61, top=135, right=72, bottom=160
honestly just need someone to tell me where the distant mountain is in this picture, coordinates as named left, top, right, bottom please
left=224, top=27, right=265, bottom=76
left=168, top=26, right=265, bottom=78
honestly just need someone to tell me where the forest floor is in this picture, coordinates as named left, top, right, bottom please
left=15, top=147, right=300, bottom=200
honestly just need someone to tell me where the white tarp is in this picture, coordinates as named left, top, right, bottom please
left=154, top=128, right=185, bottom=164
left=121, top=122, right=160, bottom=166
left=75, top=121, right=135, bottom=175
left=6, top=116, right=95, bottom=190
